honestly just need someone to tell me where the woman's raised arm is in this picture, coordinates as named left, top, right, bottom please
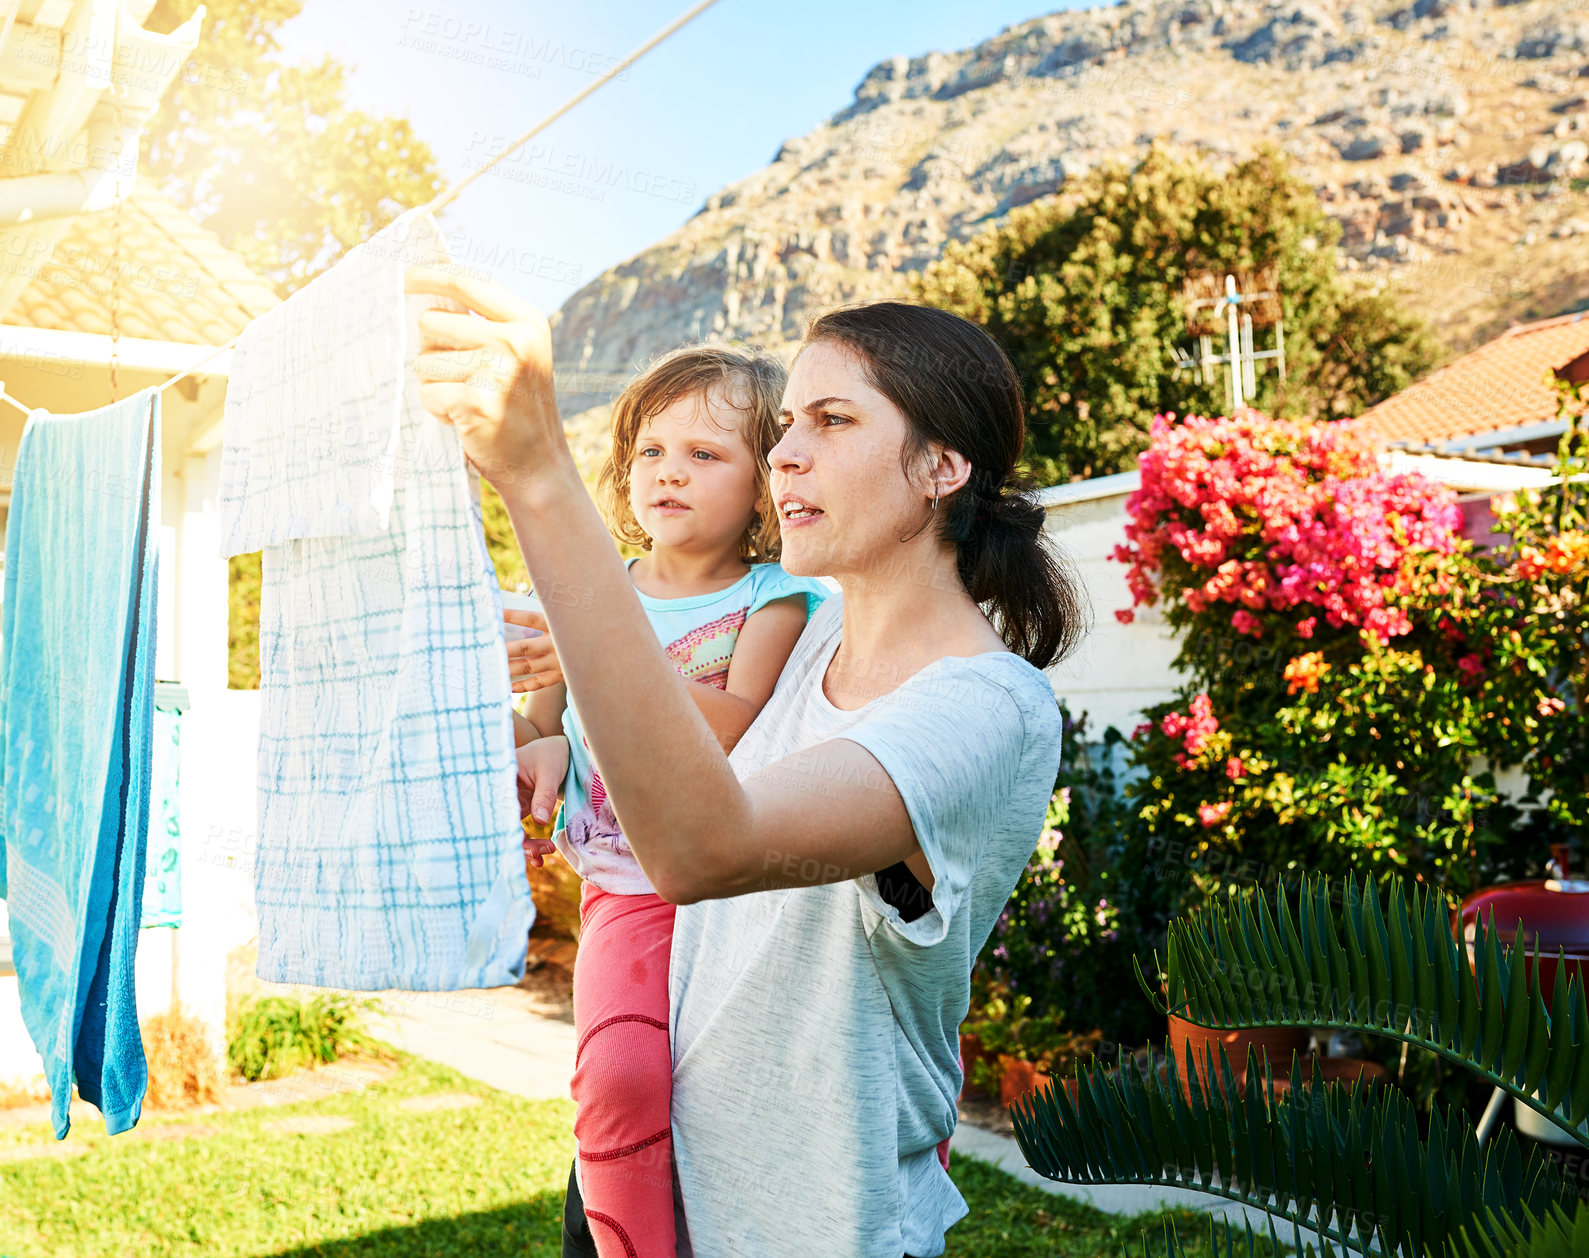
left=406, top=266, right=924, bottom=903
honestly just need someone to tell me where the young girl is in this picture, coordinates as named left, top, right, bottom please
left=508, top=345, right=829, bottom=1258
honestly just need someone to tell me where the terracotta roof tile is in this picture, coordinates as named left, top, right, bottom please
left=1358, top=312, right=1589, bottom=447
left=0, top=184, right=280, bottom=346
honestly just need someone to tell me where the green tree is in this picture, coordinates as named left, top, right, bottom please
left=914, top=146, right=1436, bottom=484
left=145, top=0, right=444, bottom=292
left=140, top=3, right=489, bottom=686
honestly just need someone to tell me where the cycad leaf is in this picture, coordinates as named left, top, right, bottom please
left=1431, top=886, right=1460, bottom=1052
left=1275, top=883, right=1315, bottom=1023
left=1386, top=880, right=1415, bottom=1036
left=1477, top=911, right=1508, bottom=1076
left=1500, top=919, right=1534, bottom=1085
left=1360, top=877, right=1393, bottom=1031
left=1542, top=954, right=1573, bottom=1113
left=1567, top=974, right=1589, bottom=1131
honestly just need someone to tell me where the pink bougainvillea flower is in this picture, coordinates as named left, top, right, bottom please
left=1456, top=653, right=1485, bottom=683
left=1225, top=756, right=1247, bottom=780
left=1296, top=616, right=1317, bottom=639
left=1115, top=608, right=1136, bottom=625
left=1537, top=695, right=1567, bottom=717
left=1159, top=693, right=1220, bottom=762
left=1198, top=801, right=1233, bottom=827
left=1113, top=411, right=1461, bottom=646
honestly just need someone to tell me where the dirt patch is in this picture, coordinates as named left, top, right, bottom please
left=0, top=1141, right=90, bottom=1162
left=138, top=1123, right=223, bottom=1143
left=958, top=1095, right=1016, bottom=1140
left=515, top=960, right=574, bottom=1024
left=0, top=1098, right=99, bottom=1131
left=261, top=1115, right=356, bottom=1136
left=222, top=1058, right=399, bottom=1112
left=398, top=1092, right=483, bottom=1113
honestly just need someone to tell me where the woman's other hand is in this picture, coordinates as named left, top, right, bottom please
left=406, top=265, right=572, bottom=493
left=506, top=609, right=564, bottom=692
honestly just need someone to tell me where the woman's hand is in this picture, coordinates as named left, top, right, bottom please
left=505, top=609, right=564, bottom=692
left=517, top=734, right=570, bottom=837
left=406, top=265, right=574, bottom=494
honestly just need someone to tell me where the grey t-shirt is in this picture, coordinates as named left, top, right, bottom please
left=668, top=594, right=1065, bottom=1257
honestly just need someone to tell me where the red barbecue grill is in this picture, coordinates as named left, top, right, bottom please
left=1456, top=843, right=1589, bottom=1147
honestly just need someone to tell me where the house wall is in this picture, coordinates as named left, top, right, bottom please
left=1041, top=492, right=1182, bottom=738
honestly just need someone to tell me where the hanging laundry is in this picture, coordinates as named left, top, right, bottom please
left=221, top=210, right=532, bottom=991
left=217, top=236, right=406, bottom=556
left=0, top=390, right=160, bottom=1139
left=140, top=685, right=188, bottom=931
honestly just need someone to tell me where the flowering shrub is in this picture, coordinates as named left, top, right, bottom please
left=1471, top=392, right=1589, bottom=832
left=1115, top=411, right=1463, bottom=676
left=1110, top=408, right=1565, bottom=907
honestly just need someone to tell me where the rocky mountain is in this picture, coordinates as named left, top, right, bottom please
left=550, top=0, right=1589, bottom=420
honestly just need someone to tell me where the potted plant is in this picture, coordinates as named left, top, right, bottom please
left=961, top=987, right=1098, bottom=1106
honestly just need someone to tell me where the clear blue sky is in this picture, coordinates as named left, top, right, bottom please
left=275, top=0, right=1090, bottom=312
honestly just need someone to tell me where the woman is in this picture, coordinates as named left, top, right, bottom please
left=409, top=274, right=1086, bottom=1258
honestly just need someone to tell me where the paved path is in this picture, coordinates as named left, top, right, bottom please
left=364, top=984, right=578, bottom=1102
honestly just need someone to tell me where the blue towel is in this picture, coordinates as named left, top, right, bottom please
left=0, top=391, right=160, bottom=1139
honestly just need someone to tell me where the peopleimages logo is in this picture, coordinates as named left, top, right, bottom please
left=465, top=134, right=698, bottom=206
left=397, top=10, right=630, bottom=82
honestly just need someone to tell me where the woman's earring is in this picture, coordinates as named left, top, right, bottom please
left=898, top=483, right=940, bottom=544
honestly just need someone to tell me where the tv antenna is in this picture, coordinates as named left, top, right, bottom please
left=1172, top=270, right=1287, bottom=411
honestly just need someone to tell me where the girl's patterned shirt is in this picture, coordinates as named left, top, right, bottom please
left=553, top=558, right=830, bottom=895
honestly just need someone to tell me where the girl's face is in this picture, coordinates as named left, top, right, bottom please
left=628, top=386, right=762, bottom=556
left=769, top=340, right=930, bottom=579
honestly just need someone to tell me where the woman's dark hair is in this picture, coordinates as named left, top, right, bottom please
left=802, top=301, right=1089, bottom=670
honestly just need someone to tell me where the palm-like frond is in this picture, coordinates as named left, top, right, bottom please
left=1127, top=1211, right=1321, bottom=1258
left=1123, top=1198, right=1589, bottom=1258
left=1138, top=872, right=1589, bottom=1149
left=1455, top=1199, right=1589, bottom=1258
left=1011, top=1033, right=1576, bottom=1257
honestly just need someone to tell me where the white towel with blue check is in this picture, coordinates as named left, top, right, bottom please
left=220, top=210, right=533, bottom=991
left=0, top=391, right=160, bottom=1138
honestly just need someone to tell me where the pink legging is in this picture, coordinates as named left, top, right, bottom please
left=571, top=883, right=677, bottom=1258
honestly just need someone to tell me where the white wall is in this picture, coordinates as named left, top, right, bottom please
left=1042, top=492, right=1182, bottom=738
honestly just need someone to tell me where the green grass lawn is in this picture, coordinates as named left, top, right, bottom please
left=0, top=1054, right=1277, bottom=1257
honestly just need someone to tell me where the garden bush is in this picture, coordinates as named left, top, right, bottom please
left=969, top=710, right=1162, bottom=1067
left=226, top=993, right=385, bottom=1082
left=141, top=1006, right=223, bottom=1109
left=1112, top=402, right=1585, bottom=914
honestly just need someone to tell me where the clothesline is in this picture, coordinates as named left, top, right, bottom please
left=0, top=0, right=722, bottom=422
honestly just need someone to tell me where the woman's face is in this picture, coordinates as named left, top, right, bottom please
left=769, top=340, right=930, bottom=579
left=628, top=386, right=762, bottom=555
